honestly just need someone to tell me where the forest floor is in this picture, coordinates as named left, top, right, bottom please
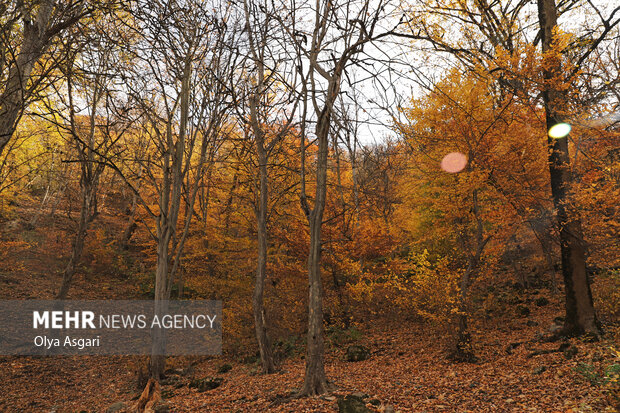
left=0, top=311, right=618, bottom=412
left=0, top=212, right=618, bottom=412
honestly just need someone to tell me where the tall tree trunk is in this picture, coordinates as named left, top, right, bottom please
left=30, top=184, right=51, bottom=227
left=121, top=188, right=139, bottom=249
left=150, top=59, right=191, bottom=380
left=454, top=189, right=489, bottom=361
left=302, top=107, right=330, bottom=396
left=121, top=152, right=145, bottom=249
left=56, top=179, right=94, bottom=299
left=0, top=1, right=54, bottom=156
left=537, top=0, right=600, bottom=337
left=454, top=265, right=474, bottom=361
left=242, top=0, right=299, bottom=369
left=151, top=224, right=171, bottom=380
left=253, top=147, right=276, bottom=373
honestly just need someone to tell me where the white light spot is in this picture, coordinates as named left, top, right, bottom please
left=548, top=123, right=571, bottom=139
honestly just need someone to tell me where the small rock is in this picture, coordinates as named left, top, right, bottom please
left=106, top=402, right=126, bottom=413
left=351, top=392, right=369, bottom=399
left=563, top=345, right=578, bottom=360
left=516, top=304, right=530, bottom=317
left=346, top=345, right=370, bottom=362
left=505, top=342, right=521, bottom=354
left=218, top=363, right=232, bottom=374
left=532, top=366, right=546, bottom=375
left=160, top=375, right=180, bottom=386
left=558, top=342, right=570, bottom=351
left=241, top=354, right=258, bottom=364
left=189, top=377, right=223, bottom=392
left=154, top=401, right=170, bottom=413
left=164, top=367, right=183, bottom=376
left=535, top=297, right=549, bottom=307
left=178, top=365, right=193, bottom=378
left=337, top=394, right=370, bottom=413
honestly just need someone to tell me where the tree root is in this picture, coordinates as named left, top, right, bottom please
left=134, top=378, right=161, bottom=413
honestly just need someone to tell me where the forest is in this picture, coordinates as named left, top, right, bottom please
left=0, top=0, right=619, bottom=412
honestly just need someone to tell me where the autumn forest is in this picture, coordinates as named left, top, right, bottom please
left=0, top=0, right=619, bottom=412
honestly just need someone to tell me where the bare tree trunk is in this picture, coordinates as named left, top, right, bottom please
left=454, top=189, right=488, bottom=362
left=30, top=184, right=51, bottom=226
left=330, top=141, right=351, bottom=325
left=290, top=0, right=387, bottom=395
left=50, top=184, right=66, bottom=220
left=350, top=151, right=360, bottom=224
left=0, top=1, right=54, bottom=156
left=454, top=265, right=473, bottom=361
left=223, top=171, right=239, bottom=235
left=302, top=107, right=331, bottom=396
left=200, top=165, right=213, bottom=232
left=151, top=222, right=172, bottom=380
left=241, top=0, right=302, bottom=373
left=537, top=0, right=600, bottom=337
left=253, top=146, right=276, bottom=373
left=177, top=266, right=184, bottom=298
left=150, top=57, right=195, bottom=380
left=56, top=179, right=94, bottom=299
left=121, top=188, right=139, bottom=249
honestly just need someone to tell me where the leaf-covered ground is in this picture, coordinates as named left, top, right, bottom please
left=0, top=309, right=617, bottom=412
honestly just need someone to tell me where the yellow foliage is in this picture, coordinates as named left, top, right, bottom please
left=349, top=250, right=459, bottom=325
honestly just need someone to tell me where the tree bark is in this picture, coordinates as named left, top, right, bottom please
left=0, top=1, right=54, bottom=156
left=56, top=179, right=94, bottom=299
left=301, top=106, right=331, bottom=396
left=455, top=265, right=473, bottom=360
left=150, top=57, right=192, bottom=380
left=151, top=222, right=172, bottom=380
left=537, top=0, right=600, bottom=337
left=242, top=0, right=295, bottom=370
left=253, top=146, right=276, bottom=373
left=55, top=50, right=104, bottom=300
left=453, top=189, right=486, bottom=362
left=120, top=188, right=139, bottom=249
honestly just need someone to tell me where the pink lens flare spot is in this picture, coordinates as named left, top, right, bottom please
left=441, top=152, right=468, bottom=173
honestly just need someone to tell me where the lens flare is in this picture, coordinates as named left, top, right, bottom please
left=548, top=123, right=571, bottom=139
left=441, top=152, right=467, bottom=173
